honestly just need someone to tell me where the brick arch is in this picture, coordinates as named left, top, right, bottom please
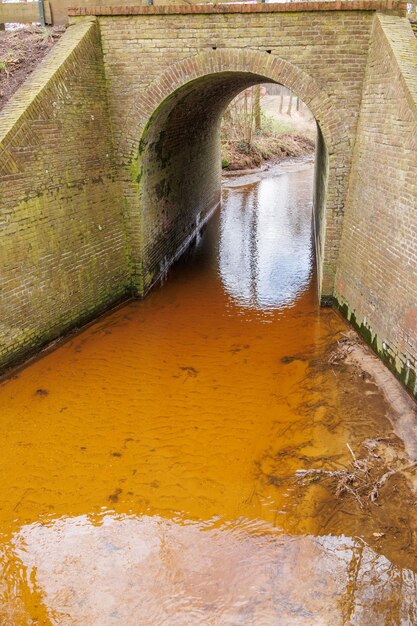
left=123, top=48, right=349, bottom=160
left=122, top=48, right=351, bottom=299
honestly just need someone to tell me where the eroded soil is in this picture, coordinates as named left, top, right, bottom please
left=0, top=26, right=64, bottom=110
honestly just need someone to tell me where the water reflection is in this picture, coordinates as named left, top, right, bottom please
left=2, top=513, right=417, bottom=625
left=219, top=171, right=313, bottom=312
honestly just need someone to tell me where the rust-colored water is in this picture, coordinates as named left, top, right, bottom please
left=1, top=162, right=417, bottom=625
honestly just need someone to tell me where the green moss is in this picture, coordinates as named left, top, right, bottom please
left=339, top=302, right=349, bottom=319
left=320, top=295, right=335, bottom=307
left=135, top=166, right=143, bottom=184
left=144, top=270, right=155, bottom=289
left=336, top=297, right=416, bottom=399
left=138, top=137, right=147, bottom=155
left=408, top=367, right=416, bottom=391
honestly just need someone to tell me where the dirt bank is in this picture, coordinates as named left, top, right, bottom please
left=0, top=26, right=64, bottom=111
left=221, top=91, right=317, bottom=170
left=221, top=132, right=315, bottom=171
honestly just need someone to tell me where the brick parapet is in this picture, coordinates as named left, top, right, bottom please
left=378, top=14, right=417, bottom=112
left=68, top=1, right=407, bottom=16
left=0, top=18, right=96, bottom=148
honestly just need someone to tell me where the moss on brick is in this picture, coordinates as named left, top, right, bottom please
left=337, top=299, right=417, bottom=400
left=0, top=19, right=130, bottom=372
left=334, top=13, right=417, bottom=401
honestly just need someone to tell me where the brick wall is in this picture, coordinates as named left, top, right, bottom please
left=0, top=18, right=130, bottom=371
left=2, top=4, right=417, bottom=396
left=335, top=14, right=417, bottom=397
left=95, top=8, right=375, bottom=295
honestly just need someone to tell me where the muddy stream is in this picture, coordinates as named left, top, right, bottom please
left=1, top=161, right=417, bottom=625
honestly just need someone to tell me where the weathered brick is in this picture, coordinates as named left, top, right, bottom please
left=335, top=14, right=417, bottom=397
left=96, top=10, right=374, bottom=297
left=1, top=5, right=416, bottom=401
left=0, top=19, right=130, bottom=372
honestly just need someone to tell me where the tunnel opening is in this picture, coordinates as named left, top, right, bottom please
left=134, top=70, right=329, bottom=301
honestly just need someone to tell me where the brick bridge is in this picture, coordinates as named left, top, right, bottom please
left=1, top=1, right=417, bottom=396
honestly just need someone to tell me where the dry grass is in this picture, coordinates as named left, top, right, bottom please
left=221, top=88, right=316, bottom=170
left=222, top=131, right=315, bottom=170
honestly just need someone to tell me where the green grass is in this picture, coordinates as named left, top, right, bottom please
left=260, top=113, right=294, bottom=135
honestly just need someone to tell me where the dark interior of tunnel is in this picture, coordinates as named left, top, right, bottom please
left=136, top=71, right=325, bottom=294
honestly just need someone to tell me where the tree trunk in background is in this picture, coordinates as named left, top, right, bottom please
left=296, top=96, right=300, bottom=112
left=223, top=106, right=232, bottom=126
left=287, top=91, right=293, bottom=116
left=244, top=89, right=251, bottom=145
left=254, top=85, right=261, bottom=132
left=279, top=86, right=284, bottom=114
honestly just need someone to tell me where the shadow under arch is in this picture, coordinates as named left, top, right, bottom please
left=126, top=49, right=350, bottom=298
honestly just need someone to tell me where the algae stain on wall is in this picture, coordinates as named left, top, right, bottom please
left=0, top=19, right=130, bottom=371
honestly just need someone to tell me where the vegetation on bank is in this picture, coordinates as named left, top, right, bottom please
left=221, top=130, right=316, bottom=171
left=221, top=86, right=316, bottom=171
left=0, top=26, right=64, bottom=110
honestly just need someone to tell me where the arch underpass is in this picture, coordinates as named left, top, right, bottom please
left=93, top=4, right=376, bottom=303
left=131, top=50, right=349, bottom=300
left=1, top=1, right=417, bottom=397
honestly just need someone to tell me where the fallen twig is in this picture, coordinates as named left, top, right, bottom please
left=369, top=461, right=417, bottom=503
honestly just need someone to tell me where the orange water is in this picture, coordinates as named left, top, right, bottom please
left=1, top=162, right=417, bottom=625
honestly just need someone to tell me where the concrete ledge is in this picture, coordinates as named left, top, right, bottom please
left=0, top=1, right=52, bottom=24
